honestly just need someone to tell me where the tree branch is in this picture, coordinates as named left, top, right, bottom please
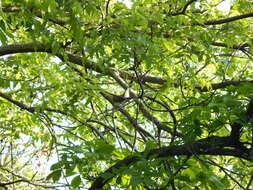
left=109, top=70, right=182, bottom=136
left=89, top=136, right=251, bottom=190
left=0, top=167, right=59, bottom=188
left=0, top=91, right=66, bottom=115
left=171, top=0, right=198, bottom=15
left=211, top=42, right=250, bottom=51
left=90, top=99, right=253, bottom=189
left=100, top=91, right=154, bottom=140
left=197, top=80, right=253, bottom=92
left=203, top=13, right=253, bottom=25
left=230, top=99, right=253, bottom=144
left=0, top=43, right=252, bottom=92
left=181, top=0, right=197, bottom=14
left=1, top=6, right=68, bottom=26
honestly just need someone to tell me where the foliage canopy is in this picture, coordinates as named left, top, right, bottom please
left=0, top=0, right=253, bottom=189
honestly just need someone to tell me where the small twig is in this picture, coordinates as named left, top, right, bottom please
left=171, top=0, right=198, bottom=15
left=105, top=0, right=111, bottom=17
left=204, top=159, right=246, bottom=190
left=0, top=91, right=67, bottom=115
left=246, top=172, right=253, bottom=190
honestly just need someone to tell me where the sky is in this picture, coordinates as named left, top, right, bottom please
left=217, top=0, right=232, bottom=13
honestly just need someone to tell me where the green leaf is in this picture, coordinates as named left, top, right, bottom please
left=50, top=161, right=63, bottom=170
left=0, top=28, right=7, bottom=45
left=0, top=1, right=252, bottom=189
left=130, top=175, right=141, bottom=186
left=46, top=170, right=62, bottom=182
left=116, top=176, right=122, bottom=184
left=93, top=140, right=115, bottom=160
left=71, top=175, right=81, bottom=188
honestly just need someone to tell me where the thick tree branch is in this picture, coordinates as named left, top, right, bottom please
left=0, top=42, right=49, bottom=56
left=89, top=136, right=251, bottom=190
left=0, top=42, right=164, bottom=85
left=230, top=99, right=253, bottom=144
left=0, top=43, right=252, bottom=92
left=197, top=80, right=253, bottom=92
left=90, top=99, right=253, bottom=189
left=203, top=13, right=253, bottom=25
left=0, top=42, right=105, bottom=73
left=211, top=42, right=250, bottom=51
